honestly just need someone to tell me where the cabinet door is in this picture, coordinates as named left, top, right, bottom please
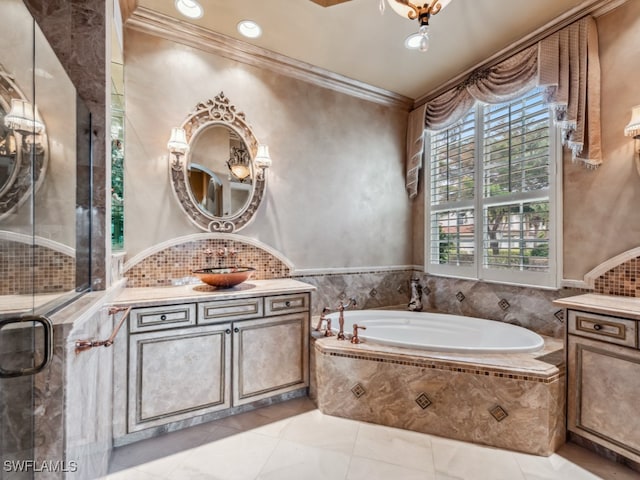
left=233, top=313, right=309, bottom=406
left=128, top=323, right=231, bottom=433
left=568, top=335, right=640, bottom=463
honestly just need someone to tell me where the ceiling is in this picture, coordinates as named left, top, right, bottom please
left=135, top=0, right=591, bottom=100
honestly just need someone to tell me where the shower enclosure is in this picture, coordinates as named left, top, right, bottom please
left=0, top=1, right=92, bottom=478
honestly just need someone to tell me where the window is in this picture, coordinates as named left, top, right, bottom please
left=426, top=88, right=561, bottom=287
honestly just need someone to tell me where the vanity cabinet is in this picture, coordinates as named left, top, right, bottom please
left=233, top=313, right=308, bottom=406
left=114, top=282, right=313, bottom=442
left=556, top=295, right=640, bottom=464
left=128, top=322, right=232, bottom=433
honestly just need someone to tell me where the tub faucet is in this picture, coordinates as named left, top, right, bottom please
left=334, top=298, right=357, bottom=340
left=350, top=324, right=366, bottom=344
left=314, top=308, right=334, bottom=337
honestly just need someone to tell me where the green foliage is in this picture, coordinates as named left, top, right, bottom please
left=111, top=138, right=124, bottom=250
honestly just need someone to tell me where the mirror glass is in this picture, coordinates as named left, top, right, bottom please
left=0, top=63, right=48, bottom=217
left=169, top=92, right=266, bottom=233
left=0, top=0, right=91, bottom=316
left=0, top=102, right=17, bottom=194
left=188, top=124, right=253, bottom=218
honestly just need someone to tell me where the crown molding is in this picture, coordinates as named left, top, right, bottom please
left=126, top=7, right=413, bottom=111
left=414, top=0, right=630, bottom=107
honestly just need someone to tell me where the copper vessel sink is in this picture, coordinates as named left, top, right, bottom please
left=192, top=267, right=256, bottom=288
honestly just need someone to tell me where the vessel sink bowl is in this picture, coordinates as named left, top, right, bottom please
left=193, top=267, right=256, bottom=288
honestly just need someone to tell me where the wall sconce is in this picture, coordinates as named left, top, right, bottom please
left=4, top=98, right=45, bottom=135
left=624, top=105, right=640, bottom=175
left=167, top=127, right=189, bottom=161
left=254, top=144, right=272, bottom=181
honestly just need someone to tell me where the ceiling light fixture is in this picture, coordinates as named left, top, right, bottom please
left=237, top=20, right=262, bottom=39
left=382, top=0, right=452, bottom=52
left=174, top=0, right=203, bottom=20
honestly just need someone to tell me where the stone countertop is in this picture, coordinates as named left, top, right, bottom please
left=554, top=293, right=640, bottom=320
left=112, top=279, right=316, bottom=308
left=310, top=317, right=563, bottom=379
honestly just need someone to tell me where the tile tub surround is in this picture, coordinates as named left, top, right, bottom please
left=311, top=332, right=565, bottom=456
left=413, top=273, right=587, bottom=338
left=293, top=269, right=414, bottom=316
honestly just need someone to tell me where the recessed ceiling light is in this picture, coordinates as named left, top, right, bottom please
left=175, top=0, right=203, bottom=20
left=237, top=20, right=262, bottom=39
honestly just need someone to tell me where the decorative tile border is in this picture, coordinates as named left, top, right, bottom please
left=314, top=343, right=564, bottom=384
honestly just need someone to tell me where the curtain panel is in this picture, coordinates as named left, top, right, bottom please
left=405, top=15, right=602, bottom=197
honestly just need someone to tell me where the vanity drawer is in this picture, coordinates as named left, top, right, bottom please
left=568, top=310, right=637, bottom=348
left=129, top=304, right=196, bottom=333
left=264, top=293, right=309, bottom=316
left=198, top=297, right=263, bottom=324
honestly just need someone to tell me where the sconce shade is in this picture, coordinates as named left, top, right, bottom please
left=625, top=105, right=640, bottom=138
left=167, top=127, right=189, bottom=155
left=254, top=144, right=272, bottom=170
left=4, top=99, right=45, bottom=134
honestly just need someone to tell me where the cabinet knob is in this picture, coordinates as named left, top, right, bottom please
left=593, top=324, right=602, bottom=331
left=285, top=301, right=291, bottom=307
left=234, top=327, right=240, bottom=333
left=225, top=329, right=231, bottom=335
left=160, top=315, right=167, bottom=321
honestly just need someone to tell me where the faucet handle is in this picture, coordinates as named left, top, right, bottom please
left=350, top=324, right=366, bottom=344
left=314, top=308, right=330, bottom=331
left=324, top=318, right=334, bottom=337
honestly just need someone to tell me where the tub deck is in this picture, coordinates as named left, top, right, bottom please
left=310, top=327, right=565, bottom=456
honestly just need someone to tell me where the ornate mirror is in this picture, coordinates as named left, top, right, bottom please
left=168, top=92, right=270, bottom=233
left=0, top=63, right=48, bottom=219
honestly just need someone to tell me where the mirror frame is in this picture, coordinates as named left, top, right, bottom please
left=0, top=63, right=48, bottom=220
left=169, top=92, right=265, bottom=233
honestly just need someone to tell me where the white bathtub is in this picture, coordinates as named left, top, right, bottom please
left=325, top=310, right=544, bottom=353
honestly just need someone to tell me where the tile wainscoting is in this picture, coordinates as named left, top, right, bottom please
left=310, top=333, right=566, bottom=456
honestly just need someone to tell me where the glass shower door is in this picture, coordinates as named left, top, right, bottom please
left=0, top=2, right=40, bottom=478
left=0, top=0, right=88, bottom=478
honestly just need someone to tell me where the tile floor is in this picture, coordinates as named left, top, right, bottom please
left=104, top=398, right=640, bottom=480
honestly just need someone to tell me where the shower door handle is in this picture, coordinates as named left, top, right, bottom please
left=0, top=315, right=53, bottom=378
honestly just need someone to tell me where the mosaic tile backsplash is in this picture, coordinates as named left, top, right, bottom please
left=124, top=239, right=290, bottom=288
left=594, top=256, right=640, bottom=297
left=0, top=240, right=75, bottom=294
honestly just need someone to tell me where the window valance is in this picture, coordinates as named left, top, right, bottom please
left=406, top=15, right=602, bottom=199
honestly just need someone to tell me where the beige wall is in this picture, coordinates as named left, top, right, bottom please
left=124, top=29, right=411, bottom=270
left=562, top=1, right=640, bottom=281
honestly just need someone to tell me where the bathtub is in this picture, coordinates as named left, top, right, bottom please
left=325, top=310, right=544, bottom=353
